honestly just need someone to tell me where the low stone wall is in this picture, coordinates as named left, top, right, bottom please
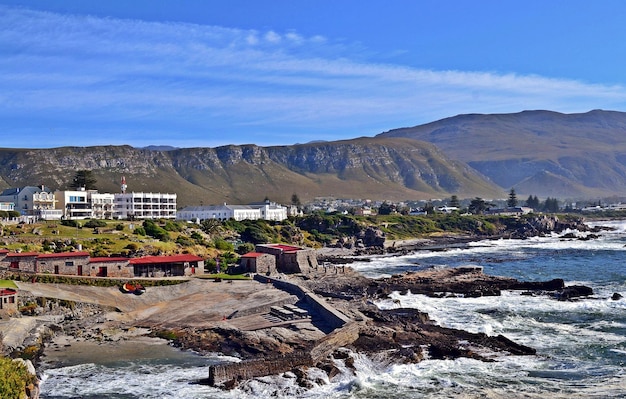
left=208, top=323, right=361, bottom=387
left=209, top=352, right=312, bottom=387
left=309, top=321, right=360, bottom=361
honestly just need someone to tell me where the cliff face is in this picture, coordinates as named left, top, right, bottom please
left=0, top=138, right=503, bottom=206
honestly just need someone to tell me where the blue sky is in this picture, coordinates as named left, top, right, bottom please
left=2, top=1, right=626, bottom=149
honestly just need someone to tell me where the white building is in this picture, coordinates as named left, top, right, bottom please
left=55, top=189, right=93, bottom=220
left=0, top=202, right=14, bottom=212
left=177, top=201, right=289, bottom=222
left=90, top=192, right=115, bottom=220
left=0, top=186, right=62, bottom=220
left=176, top=204, right=259, bottom=222
left=250, top=201, right=288, bottom=221
left=114, top=192, right=177, bottom=220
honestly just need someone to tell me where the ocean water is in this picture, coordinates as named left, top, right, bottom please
left=39, top=220, right=626, bottom=398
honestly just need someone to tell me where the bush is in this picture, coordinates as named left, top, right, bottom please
left=60, top=219, right=80, bottom=228
left=84, top=219, right=107, bottom=228
left=0, top=357, right=36, bottom=399
left=214, top=238, right=234, bottom=251
left=133, top=226, right=146, bottom=236
left=142, top=220, right=170, bottom=241
left=236, top=242, right=255, bottom=255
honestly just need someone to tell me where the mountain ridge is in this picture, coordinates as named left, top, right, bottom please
left=0, top=138, right=503, bottom=207
left=378, top=109, right=626, bottom=198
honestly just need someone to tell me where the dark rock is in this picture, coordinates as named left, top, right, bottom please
left=556, top=285, right=594, bottom=300
left=611, top=293, right=623, bottom=300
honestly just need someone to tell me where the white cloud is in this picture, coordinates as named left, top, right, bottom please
left=1, top=5, right=626, bottom=148
left=264, top=30, right=282, bottom=44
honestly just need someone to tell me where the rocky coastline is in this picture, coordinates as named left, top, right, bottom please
left=2, top=215, right=614, bottom=396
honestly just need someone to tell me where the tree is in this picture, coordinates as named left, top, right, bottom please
left=525, top=195, right=540, bottom=209
left=507, top=188, right=518, bottom=208
left=468, top=197, right=488, bottom=214
left=449, top=195, right=460, bottom=208
left=70, top=170, right=97, bottom=190
left=377, top=202, right=394, bottom=215
left=542, top=197, right=560, bottom=213
left=291, top=193, right=302, bottom=208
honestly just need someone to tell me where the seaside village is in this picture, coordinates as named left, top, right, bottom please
left=0, top=182, right=318, bottom=316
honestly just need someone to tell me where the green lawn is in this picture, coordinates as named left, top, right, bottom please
left=0, top=280, right=18, bottom=289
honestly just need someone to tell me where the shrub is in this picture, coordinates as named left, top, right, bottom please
left=60, top=219, right=80, bottom=228
left=236, top=242, right=255, bottom=255
left=0, top=357, right=36, bottom=399
left=84, top=219, right=107, bottom=228
left=214, top=238, right=234, bottom=251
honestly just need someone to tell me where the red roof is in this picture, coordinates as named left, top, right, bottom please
left=241, top=252, right=267, bottom=258
left=5, top=252, right=40, bottom=258
left=37, top=252, right=90, bottom=259
left=129, top=254, right=204, bottom=265
left=0, top=249, right=9, bottom=254
left=268, top=244, right=303, bottom=252
left=89, top=257, right=130, bottom=263
left=0, top=288, right=17, bottom=296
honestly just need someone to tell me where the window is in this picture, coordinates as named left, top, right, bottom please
left=65, top=261, right=74, bottom=267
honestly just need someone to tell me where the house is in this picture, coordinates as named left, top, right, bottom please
left=254, top=244, right=318, bottom=274
left=485, top=207, right=534, bottom=216
left=0, top=202, right=15, bottom=212
left=129, top=254, right=204, bottom=277
left=35, top=252, right=91, bottom=275
left=2, top=252, right=40, bottom=272
left=0, top=186, right=62, bottom=220
left=0, top=287, right=18, bottom=315
left=0, top=249, right=204, bottom=278
left=236, top=252, right=276, bottom=274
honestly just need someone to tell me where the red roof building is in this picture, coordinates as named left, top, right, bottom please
left=129, top=254, right=204, bottom=277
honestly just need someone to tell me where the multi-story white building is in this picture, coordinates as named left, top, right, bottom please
left=177, top=201, right=289, bottom=222
left=55, top=189, right=93, bottom=220
left=90, top=192, right=115, bottom=220
left=0, top=186, right=62, bottom=220
left=114, top=192, right=177, bottom=220
left=250, top=201, right=288, bottom=221
left=176, top=204, right=260, bottom=222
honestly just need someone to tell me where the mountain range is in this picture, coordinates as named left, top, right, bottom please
left=379, top=110, right=626, bottom=199
left=1, top=110, right=625, bottom=207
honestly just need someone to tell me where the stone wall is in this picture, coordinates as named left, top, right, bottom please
left=209, top=352, right=312, bottom=387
